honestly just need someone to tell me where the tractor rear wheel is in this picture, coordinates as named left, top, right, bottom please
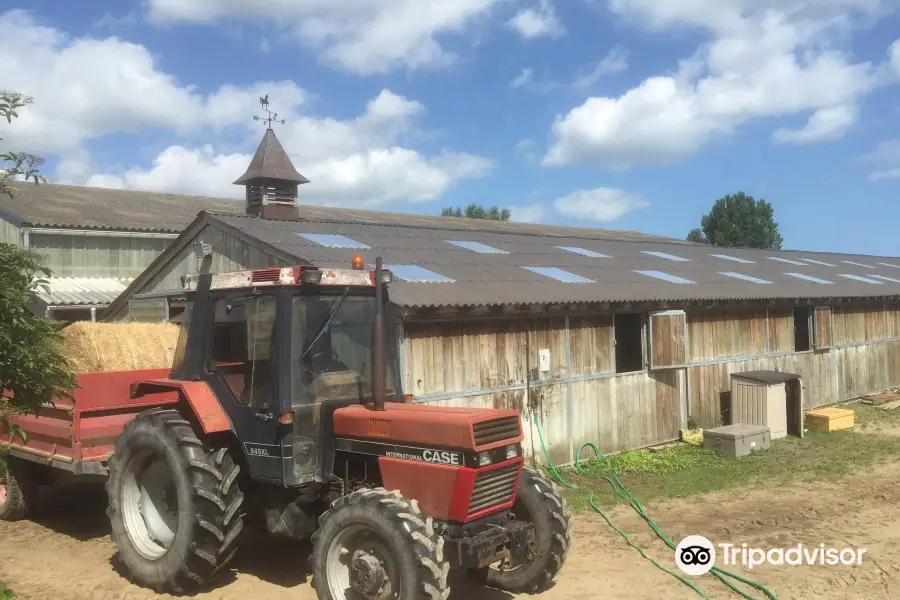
left=472, top=466, right=571, bottom=593
left=0, top=458, right=36, bottom=522
left=106, top=409, right=244, bottom=593
left=311, top=487, right=450, bottom=600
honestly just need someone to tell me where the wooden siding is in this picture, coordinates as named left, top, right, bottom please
left=139, top=224, right=290, bottom=294
left=768, top=308, right=794, bottom=353
left=814, top=306, right=833, bottom=349
left=128, top=298, right=167, bottom=322
left=688, top=309, right=768, bottom=361
left=0, top=218, right=20, bottom=246
left=833, top=303, right=887, bottom=345
left=568, top=315, right=614, bottom=376
left=29, top=233, right=171, bottom=277
left=650, top=311, right=686, bottom=368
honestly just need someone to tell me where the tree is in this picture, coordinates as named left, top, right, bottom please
left=0, top=92, right=72, bottom=440
left=687, top=192, right=783, bottom=250
left=1, top=91, right=48, bottom=198
left=441, top=203, right=512, bottom=221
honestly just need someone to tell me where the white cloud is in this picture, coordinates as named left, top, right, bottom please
left=572, top=46, right=629, bottom=89
left=507, top=203, right=549, bottom=223
left=863, top=139, right=900, bottom=181
left=509, top=67, right=558, bottom=93
left=545, top=3, right=893, bottom=169
left=553, top=188, right=649, bottom=222
left=772, top=105, right=858, bottom=145
left=507, top=0, right=565, bottom=39
left=511, top=68, right=534, bottom=88
left=146, top=0, right=504, bottom=75
left=87, top=90, right=494, bottom=208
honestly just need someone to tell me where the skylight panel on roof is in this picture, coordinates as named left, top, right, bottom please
left=633, top=270, right=695, bottom=284
left=798, top=258, right=837, bottom=267
left=641, top=251, right=690, bottom=262
left=877, top=262, right=900, bottom=269
left=296, top=232, right=369, bottom=249
left=710, top=253, right=755, bottom=264
left=767, top=257, right=807, bottom=265
left=785, top=273, right=833, bottom=284
left=385, top=265, right=454, bottom=283
left=720, top=272, right=772, bottom=284
left=556, top=246, right=609, bottom=258
left=838, top=274, right=883, bottom=284
left=842, top=260, right=876, bottom=268
left=869, top=274, right=900, bottom=284
left=445, top=240, right=508, bottom=254
left=522, top=266, right=594, bottom=283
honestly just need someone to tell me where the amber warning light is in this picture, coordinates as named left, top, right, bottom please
left=351, top=255, right=365, bottom=270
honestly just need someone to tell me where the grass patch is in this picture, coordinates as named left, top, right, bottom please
left=0, top=582, right=15, bottom=600
left=552, top=402, right=900, bottom=512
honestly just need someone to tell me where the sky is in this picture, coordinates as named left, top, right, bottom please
left=1, top=1, right=899, bottom=255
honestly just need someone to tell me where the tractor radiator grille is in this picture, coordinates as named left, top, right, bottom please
left=472, top=416, right=520, bottom=447
left=468, top=463, right=519, bottom=515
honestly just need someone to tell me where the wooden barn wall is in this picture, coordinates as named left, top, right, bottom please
left=403, top=301, right=900, bottom=465
left=28, top=232, right=172, bottom=278
left=139, top=225, right=290, bottom=294
left=0, top=218, right=20, bottom=246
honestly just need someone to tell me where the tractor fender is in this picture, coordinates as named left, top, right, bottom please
left=129, top=378, right=232, bottom=434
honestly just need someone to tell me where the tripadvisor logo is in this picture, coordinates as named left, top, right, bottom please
left=675, top=536, right=868, bottom=575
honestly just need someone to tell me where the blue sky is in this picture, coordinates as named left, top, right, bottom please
left=2, top=1, right=900, bottom=255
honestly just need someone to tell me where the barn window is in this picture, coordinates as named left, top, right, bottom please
left=614, top=313, right=644, bottom=373
left=648, top=310, right=687, bottom=369
left=813, top=306, right=833, bottom=351
left=794, top=307, right=812, bottom=352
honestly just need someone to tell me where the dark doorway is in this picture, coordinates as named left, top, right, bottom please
left=794, top=307, right=811, bottom=352
left=615, top=313, right=644, bottom=373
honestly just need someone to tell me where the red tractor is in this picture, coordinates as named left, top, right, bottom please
left=1, top=257, right=571, bottom=599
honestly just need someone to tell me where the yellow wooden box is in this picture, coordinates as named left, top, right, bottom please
left=806, top=407, right=854, bottom=432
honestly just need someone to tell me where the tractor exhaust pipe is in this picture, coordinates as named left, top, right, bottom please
left=371, top=256, right=387, bottom=412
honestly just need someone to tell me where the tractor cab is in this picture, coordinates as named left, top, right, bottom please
left=174, top=258, right=402, bottom=486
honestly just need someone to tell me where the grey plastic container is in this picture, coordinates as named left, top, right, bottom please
left=702, top=424, right=771, bottom=458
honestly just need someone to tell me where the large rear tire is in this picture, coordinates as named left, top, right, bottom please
left=472, top=466, right=571, bottom=593
left=106, top=409, right=244, bottom=593
left=0, top=458, right=36, bottom=522
left=311, top=487, right=450, bottom=600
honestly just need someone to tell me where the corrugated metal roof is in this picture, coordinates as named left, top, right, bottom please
left=37, top=277, right=133, bottom=306
left=208, top=213, right=900, bottom=308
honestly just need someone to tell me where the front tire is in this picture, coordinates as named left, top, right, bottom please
left=311, top=487, right=450, bottom=600
left=0, top=458, right=36, bottom=522
left=106, top=409, right=244, bottom=593
left=474, top=467, right=571, bottom=593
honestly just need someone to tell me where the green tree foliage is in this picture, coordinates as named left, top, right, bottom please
left=687, top=192, right=783, bottom=250
left=441, top=203, right=512, bottom=221
left=0, top=91, right=73, bottom=438
left=1, top=91, right=49, bottom=198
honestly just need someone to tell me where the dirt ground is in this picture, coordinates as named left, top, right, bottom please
left=2, top=461, right=899, bottom=600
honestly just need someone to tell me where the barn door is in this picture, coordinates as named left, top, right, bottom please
left=648, top=310, right=688, bottom=370
left=812, top=306, right=833, bottom=351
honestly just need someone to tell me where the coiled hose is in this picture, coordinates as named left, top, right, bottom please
left=531, top=412, right=778, bottom=600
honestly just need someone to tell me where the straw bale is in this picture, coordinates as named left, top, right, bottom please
left=62, top=321, right=181, bottom=373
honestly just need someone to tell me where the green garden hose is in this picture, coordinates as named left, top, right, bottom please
left=532, top=412, right=778, bottom=600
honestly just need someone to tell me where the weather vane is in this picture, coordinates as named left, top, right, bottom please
left=253, top=94, right=285, bottom=129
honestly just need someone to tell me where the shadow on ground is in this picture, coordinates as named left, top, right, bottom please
left=30, top=483, right=518, bottom=598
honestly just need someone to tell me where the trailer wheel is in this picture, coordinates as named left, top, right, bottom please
left=311, top=487, right=450, bottom=600
left=106, top=409, right=244, bottom=593
left=471, top=467, right=571, bottom=593
left=0, top=458, right=36, bottom=522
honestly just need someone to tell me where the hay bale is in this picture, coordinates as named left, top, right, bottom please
left=62, top=321, right=181, bottom=373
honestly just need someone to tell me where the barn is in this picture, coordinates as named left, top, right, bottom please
left=91, top=126, right=900, bottom=465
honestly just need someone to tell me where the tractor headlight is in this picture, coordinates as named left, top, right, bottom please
left=505, top=444, right=519, bottom=460
left=478, top=451, right=492, bottom=467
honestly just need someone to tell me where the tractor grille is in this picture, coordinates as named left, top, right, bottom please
left=468, top=463, right=519, bottom=516
left=472, top=416, right=520, bottom=447
left=251, top=268, right=282, bottom=283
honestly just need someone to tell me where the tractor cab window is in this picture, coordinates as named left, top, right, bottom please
left=208, top=295, right=277, bottom=408
left=291, top=293, right=397, bottom=407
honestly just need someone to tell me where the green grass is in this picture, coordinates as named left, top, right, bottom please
left=0, top=582, right=15, bottom=600
left=552, top=401, right=900, bottom=512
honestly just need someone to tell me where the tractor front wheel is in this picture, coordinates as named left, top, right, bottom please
left=311, top=487, right=450, bottom=600
left=0, top=458, right=36, bottom=522
left=472, top=466, right=572, bottom=593
left=106, top=409, right=244, bottom=593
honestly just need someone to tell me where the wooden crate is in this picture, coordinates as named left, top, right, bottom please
left=806, top=407, right=854, bottom=432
